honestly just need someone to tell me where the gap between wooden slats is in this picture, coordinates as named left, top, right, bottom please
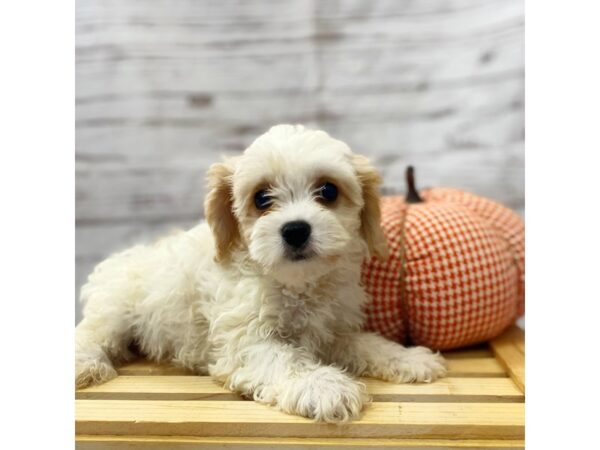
left=76, top=400, right=524, bottom=440
left=440, top=346, right=492, bottom=359
left=77, top=376, right=523, bottom=403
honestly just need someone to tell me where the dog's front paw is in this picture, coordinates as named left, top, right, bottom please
left=279, top=366, right=369, bottom=423
left=75, top=357, right=118, bottom=389
left=386, top=346, right=447, bottom=383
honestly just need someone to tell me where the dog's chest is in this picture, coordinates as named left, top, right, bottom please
left=274, top=289, right=336, bottom=345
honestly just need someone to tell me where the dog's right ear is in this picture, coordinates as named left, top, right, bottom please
left=204, top=158, right=240, bottom=262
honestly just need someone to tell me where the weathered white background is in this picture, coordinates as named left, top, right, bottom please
left=76, top=0, right=524, bottom=323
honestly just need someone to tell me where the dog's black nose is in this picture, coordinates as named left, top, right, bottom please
left=281, top=220, right=311, bottom=249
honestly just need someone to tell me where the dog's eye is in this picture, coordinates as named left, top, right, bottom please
left=318, top=182, right=338, bottom=203
left=254, top=190, right=272, bottom=210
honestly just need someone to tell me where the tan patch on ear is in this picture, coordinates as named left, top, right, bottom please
left=353, top=155, right=389, bottom=261
left=204, top=160, right=241, bottom=262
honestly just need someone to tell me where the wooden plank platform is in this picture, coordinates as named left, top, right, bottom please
left=76, top=326, right=525, bottom=449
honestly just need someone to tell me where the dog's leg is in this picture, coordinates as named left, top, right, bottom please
left=75, top=316, right=133, bottom=389
left=210, top=339, right=369, bottom=422
left=328, top=332, right=447, bottom=383
left=170, top=323, right=211, bottom=375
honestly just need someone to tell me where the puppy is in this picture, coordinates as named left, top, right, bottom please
left=75, top=124, right=447, bottom=422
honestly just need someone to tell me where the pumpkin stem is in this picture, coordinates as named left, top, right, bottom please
left=405, top=166, right=424, bottom=203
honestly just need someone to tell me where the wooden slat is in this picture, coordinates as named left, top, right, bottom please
left=117, top=357, right=507, bottom=378
left=364, top=378, right=522, bottom=403
left=76, top=435, right=525, bottom=449
left=117, top=360, right=192, bottom=376
left=490, top=327, right=525, bottom=393
left=445, top=358, right=506, bottom=377
left=77, top=376, right=235, bottom=401
left=76, top=400, right=524, bottom=439
left=77, top=376, right=523, bottom=403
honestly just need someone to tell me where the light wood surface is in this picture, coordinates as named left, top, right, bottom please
left=77, top=375, right=523, bottom=403
left=117, top=360, right=192, bottom=376
left=443, top=358, right=506, bottom=377
left=76, top=399, right=524, bottom=439
left=75, top=324, right=525, bottom=448
left=76, top=435, right=525, bottom=449
left=490, top=326, right=525, bottom=393
left=115, top=356, right=507, bottom=378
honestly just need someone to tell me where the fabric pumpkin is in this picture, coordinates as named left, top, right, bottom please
left=362, top=167, right=524, bottom=350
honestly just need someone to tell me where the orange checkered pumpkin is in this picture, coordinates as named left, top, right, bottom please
left=362, top=167, right=524, bottom=350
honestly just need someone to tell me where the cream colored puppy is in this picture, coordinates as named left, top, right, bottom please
left=75, top=124, right=446, bottom=422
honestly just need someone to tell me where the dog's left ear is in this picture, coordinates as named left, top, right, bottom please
left=204, top=158, right=241, bottom=262
left=352, top=155, right=389, bottom=261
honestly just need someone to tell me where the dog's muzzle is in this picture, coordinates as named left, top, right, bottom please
left=281, top=220, right=312, bottom=260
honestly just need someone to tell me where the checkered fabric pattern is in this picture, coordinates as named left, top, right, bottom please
left=362, top=188, right=525, bottom=350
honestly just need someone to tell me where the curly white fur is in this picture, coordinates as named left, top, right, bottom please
left=75, top=124, right=447, bottom=422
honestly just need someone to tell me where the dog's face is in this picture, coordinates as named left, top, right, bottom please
left=205, top=125, right=388, bottom=284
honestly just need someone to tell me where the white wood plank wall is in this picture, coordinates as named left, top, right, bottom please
left=76, top=0, right=524, bottom=322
